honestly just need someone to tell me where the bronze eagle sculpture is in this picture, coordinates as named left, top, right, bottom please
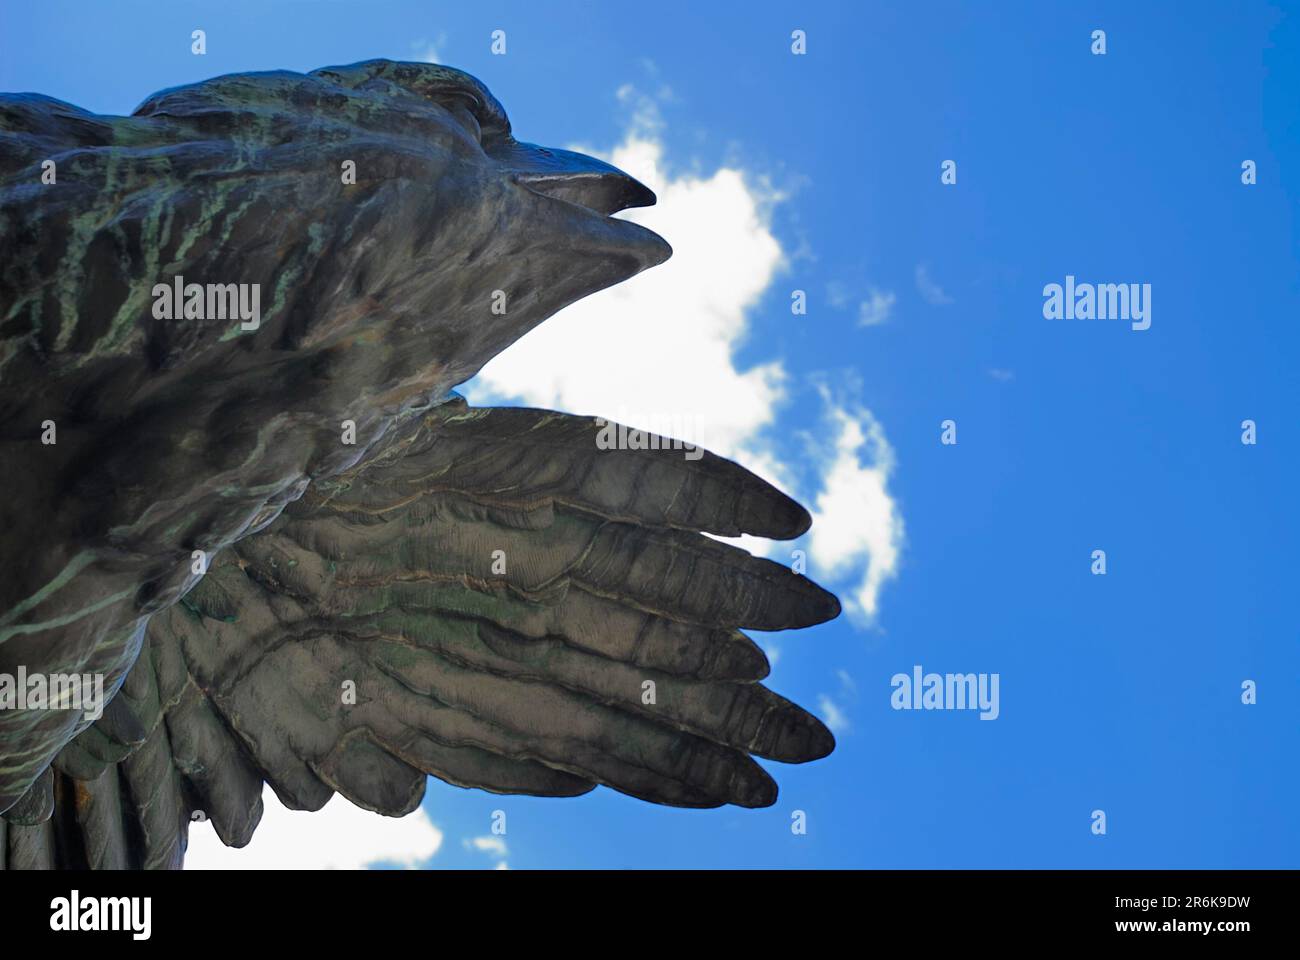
left=0, top=60, right=839, bottom=869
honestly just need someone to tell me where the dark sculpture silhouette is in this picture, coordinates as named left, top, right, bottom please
left=0, top=60, right=838, bottom=868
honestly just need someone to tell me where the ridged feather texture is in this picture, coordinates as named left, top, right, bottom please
left=0, top=60, right=839, bottom=869
left=2, top=401, right=839, bottom=869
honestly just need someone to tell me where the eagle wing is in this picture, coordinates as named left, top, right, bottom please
left=1, top=399, right=838, bottom=868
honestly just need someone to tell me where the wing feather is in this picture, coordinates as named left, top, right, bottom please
left=4, top=403, right=839, bottom=867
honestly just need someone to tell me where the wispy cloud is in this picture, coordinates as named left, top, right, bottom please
left=806, top=389, right=905, bottom=623
left=915, top=263, right=953, bottom=305
left=858, top=288, right=897, bottom=327
left=411, top=35, right=446, bottom=64
left=818, top=665, right=859, bottom=734
left=463, top=834, right=509, bottom=869
left=818, top=694, right=851, bottom=733
left=465, top=835, right=508, bottom=857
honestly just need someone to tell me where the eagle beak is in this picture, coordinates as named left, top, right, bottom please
left=499, top=141, right=659, bottom=217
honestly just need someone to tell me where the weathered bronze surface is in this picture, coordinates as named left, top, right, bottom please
left=0, top=60, right=838, bottom=868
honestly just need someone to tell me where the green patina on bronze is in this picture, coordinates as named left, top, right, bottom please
left=0, top=60, right=838, bottom=869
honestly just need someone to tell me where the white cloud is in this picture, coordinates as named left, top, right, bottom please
left=411, top=36, right=446, bottom=64
left=988, top=367, right=1014, bottom=382
left=464, top=834, right=509, bottom=869
left=817, top=666, right=858, bottom=734
left=806, top=395, right=904, bottom=622
left=826, top=281, right=850, bottom=309
left=464, top=835, right=508, bottom=857
left=468, top=92, right=788, bottom=491
left=915, top=263, right=953, bottom=305
left=185, top=786, right=443, bottom=870
left=182, top=79, right=905, bottom=876
left=817, top=695, right=850, bottom=733
left=858, top=288, right=897, bottom=326
left=469, top=86, right=903, bottom=630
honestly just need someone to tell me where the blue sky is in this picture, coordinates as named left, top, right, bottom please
left=3, top=1, right=1297, bottom=868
